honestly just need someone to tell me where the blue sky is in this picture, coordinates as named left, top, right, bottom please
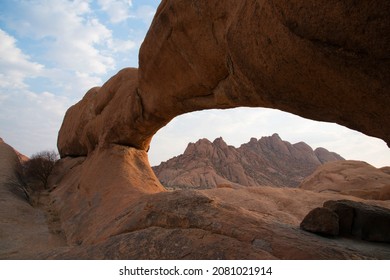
left=0, top=0, right=389, bottom=168
left=0, top=0, right=158, bottom=156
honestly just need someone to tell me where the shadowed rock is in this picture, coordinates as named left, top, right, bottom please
left=300, top=207, right=339, bottom=236
left=301, top=200, right=390, bottom=243
left=324, top=200, right=390, bottom=243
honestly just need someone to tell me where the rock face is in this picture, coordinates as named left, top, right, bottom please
left=300, top=207, right=339, bottom=236
left=153, top=134, right=344, bottom=189
left=301, top=200, right=390, bottom=243
left=300, top=160, right=390, bottom=200
left=49, top=145, right=165, bottom=245
left=44, top=187, right=390, bottom=259
left=12, top=0, right=388, bottom=259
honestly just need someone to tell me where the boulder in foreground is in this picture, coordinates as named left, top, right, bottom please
left=301, top=200, right=390, bottom=243
left=324, top=200, right=390, bottom=243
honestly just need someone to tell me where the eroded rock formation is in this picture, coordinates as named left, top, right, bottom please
left=58, top=0, right=390, bottom=158
left=48, top=0, right=390, bottom=259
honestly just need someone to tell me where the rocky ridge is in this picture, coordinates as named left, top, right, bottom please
left=153, top=133, right=344, bottom=189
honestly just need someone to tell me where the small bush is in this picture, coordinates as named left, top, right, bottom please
left=23, top=150, right=58, bottom=189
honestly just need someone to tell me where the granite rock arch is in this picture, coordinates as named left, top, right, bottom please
left=59, top=0, right=390, bottom=158
left=54, top=0, right=390, bottom=245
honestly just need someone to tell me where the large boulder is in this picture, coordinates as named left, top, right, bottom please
left=301, top=200, right=390, bottom=243
left=324, top=200, right=390, bottom=243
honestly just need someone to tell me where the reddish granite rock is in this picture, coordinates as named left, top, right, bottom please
left=153, top=134, right=344, bottom=189
left=300, top=161, right=390, bottom=200
left=58, top=0, right=390, bottom=159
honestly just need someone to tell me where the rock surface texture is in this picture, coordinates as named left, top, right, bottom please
left=2, top=139, right=390, bottom=259
left=44, top=187, right=390, bottom=259
left=4, top=0, right=388, bottom=259
left=300, top=160, right=390, bottom=200
left=153, top=134, right=344, bottom=189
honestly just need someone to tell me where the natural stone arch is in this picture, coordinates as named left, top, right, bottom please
left=53, top=0, right=390, bottom=244
left=58, top=0, right=390, bottom=158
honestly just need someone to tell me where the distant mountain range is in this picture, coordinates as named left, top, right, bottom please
left=152, top=133, right=344, bottom=189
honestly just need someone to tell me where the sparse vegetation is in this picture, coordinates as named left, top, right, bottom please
left=22, top=150, right=59, bottom=190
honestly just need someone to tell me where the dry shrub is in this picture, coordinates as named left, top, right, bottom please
left=23, top=150, right=58, bottom=190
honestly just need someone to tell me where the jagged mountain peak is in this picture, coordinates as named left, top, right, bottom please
left=212, top=137, right=228, bottom=147
left=153, top=134, right=345, bottom=189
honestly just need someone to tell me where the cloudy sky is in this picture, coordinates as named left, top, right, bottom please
left=1, top=0, right=389, bottom=168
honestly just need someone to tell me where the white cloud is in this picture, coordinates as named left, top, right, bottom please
left=40, top=67, right=103, bottom=97
left=26, top=91, right=71, bottom=117
left=98, top=0, right=134, bottom=23
left=0, top=0, right=154, bottom=158
left=107, top=38, right=137, bottom=53
left=97, top=1, right=156, bottom=25
left=0, top=0, right=159, bottom=161
left=0, top=29, right=44, bottom=89
left=7, top=0, right=92, bottom=39
left=8, top=0, right=115, bottom=77
left=134, top=5, right=157, bottom=25
left=0, top=89, right=73, bottom=156
left=0, top=93, right=9, bottom=104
